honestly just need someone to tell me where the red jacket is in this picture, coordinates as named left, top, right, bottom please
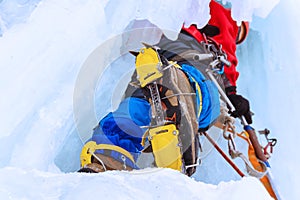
left=182, top=1, right=240, bottom=86
left=209, top=0, right=239, bottom=87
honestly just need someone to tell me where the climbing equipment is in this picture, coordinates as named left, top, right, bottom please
left=201, top=131, right=245, bottom=177
left=187, top=38, right=281, bottom=199
left=134, top=44, right=185, bottom=173
left=148, top=124, right=183, bottom=171
left=80, top=141, right=137, bottom=172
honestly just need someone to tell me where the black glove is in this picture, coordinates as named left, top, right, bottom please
left=225, top=86, right=252, bottom=124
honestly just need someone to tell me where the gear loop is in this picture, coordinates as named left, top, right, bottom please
left=222, top=119, right=236, bottom=140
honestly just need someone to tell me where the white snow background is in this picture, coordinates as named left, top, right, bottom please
left=0, top=0, right=298, bottom=199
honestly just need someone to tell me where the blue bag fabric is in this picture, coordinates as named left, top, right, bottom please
left=180, top=64, right=220, bottom=129
left=91, top=97, right=151, bottom=162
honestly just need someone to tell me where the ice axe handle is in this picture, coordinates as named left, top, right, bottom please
left=244, top=125, right=268, bottom=162
left=206, top=69, right=248, bottom=125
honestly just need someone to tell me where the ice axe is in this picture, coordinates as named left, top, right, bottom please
left=206, top=68, right=268, bottom=163
left=202, top=48, right=282, bottom=200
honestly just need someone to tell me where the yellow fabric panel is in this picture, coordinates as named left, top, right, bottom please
left=149, top=124, right=183, bottom=171
left=135, top=47, right=163, bottom=87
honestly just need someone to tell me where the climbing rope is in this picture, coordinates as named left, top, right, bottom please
left=221, top=119, right=267, bottom=178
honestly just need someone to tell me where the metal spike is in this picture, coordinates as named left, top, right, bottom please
left=142, top=42, right=153, bottom=48
left=129, top=51, right=139, bottom=57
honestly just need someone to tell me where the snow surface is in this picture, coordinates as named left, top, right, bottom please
left=0, top=0, right=298, bottom=199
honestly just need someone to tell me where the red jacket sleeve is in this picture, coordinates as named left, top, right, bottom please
left=209, top=1, right=239, bottom=87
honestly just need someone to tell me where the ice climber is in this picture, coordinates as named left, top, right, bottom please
left=79, top=0, right=251, bottom=176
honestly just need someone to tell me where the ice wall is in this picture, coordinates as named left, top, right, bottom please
left=1, top=0, right=296, bottom=199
